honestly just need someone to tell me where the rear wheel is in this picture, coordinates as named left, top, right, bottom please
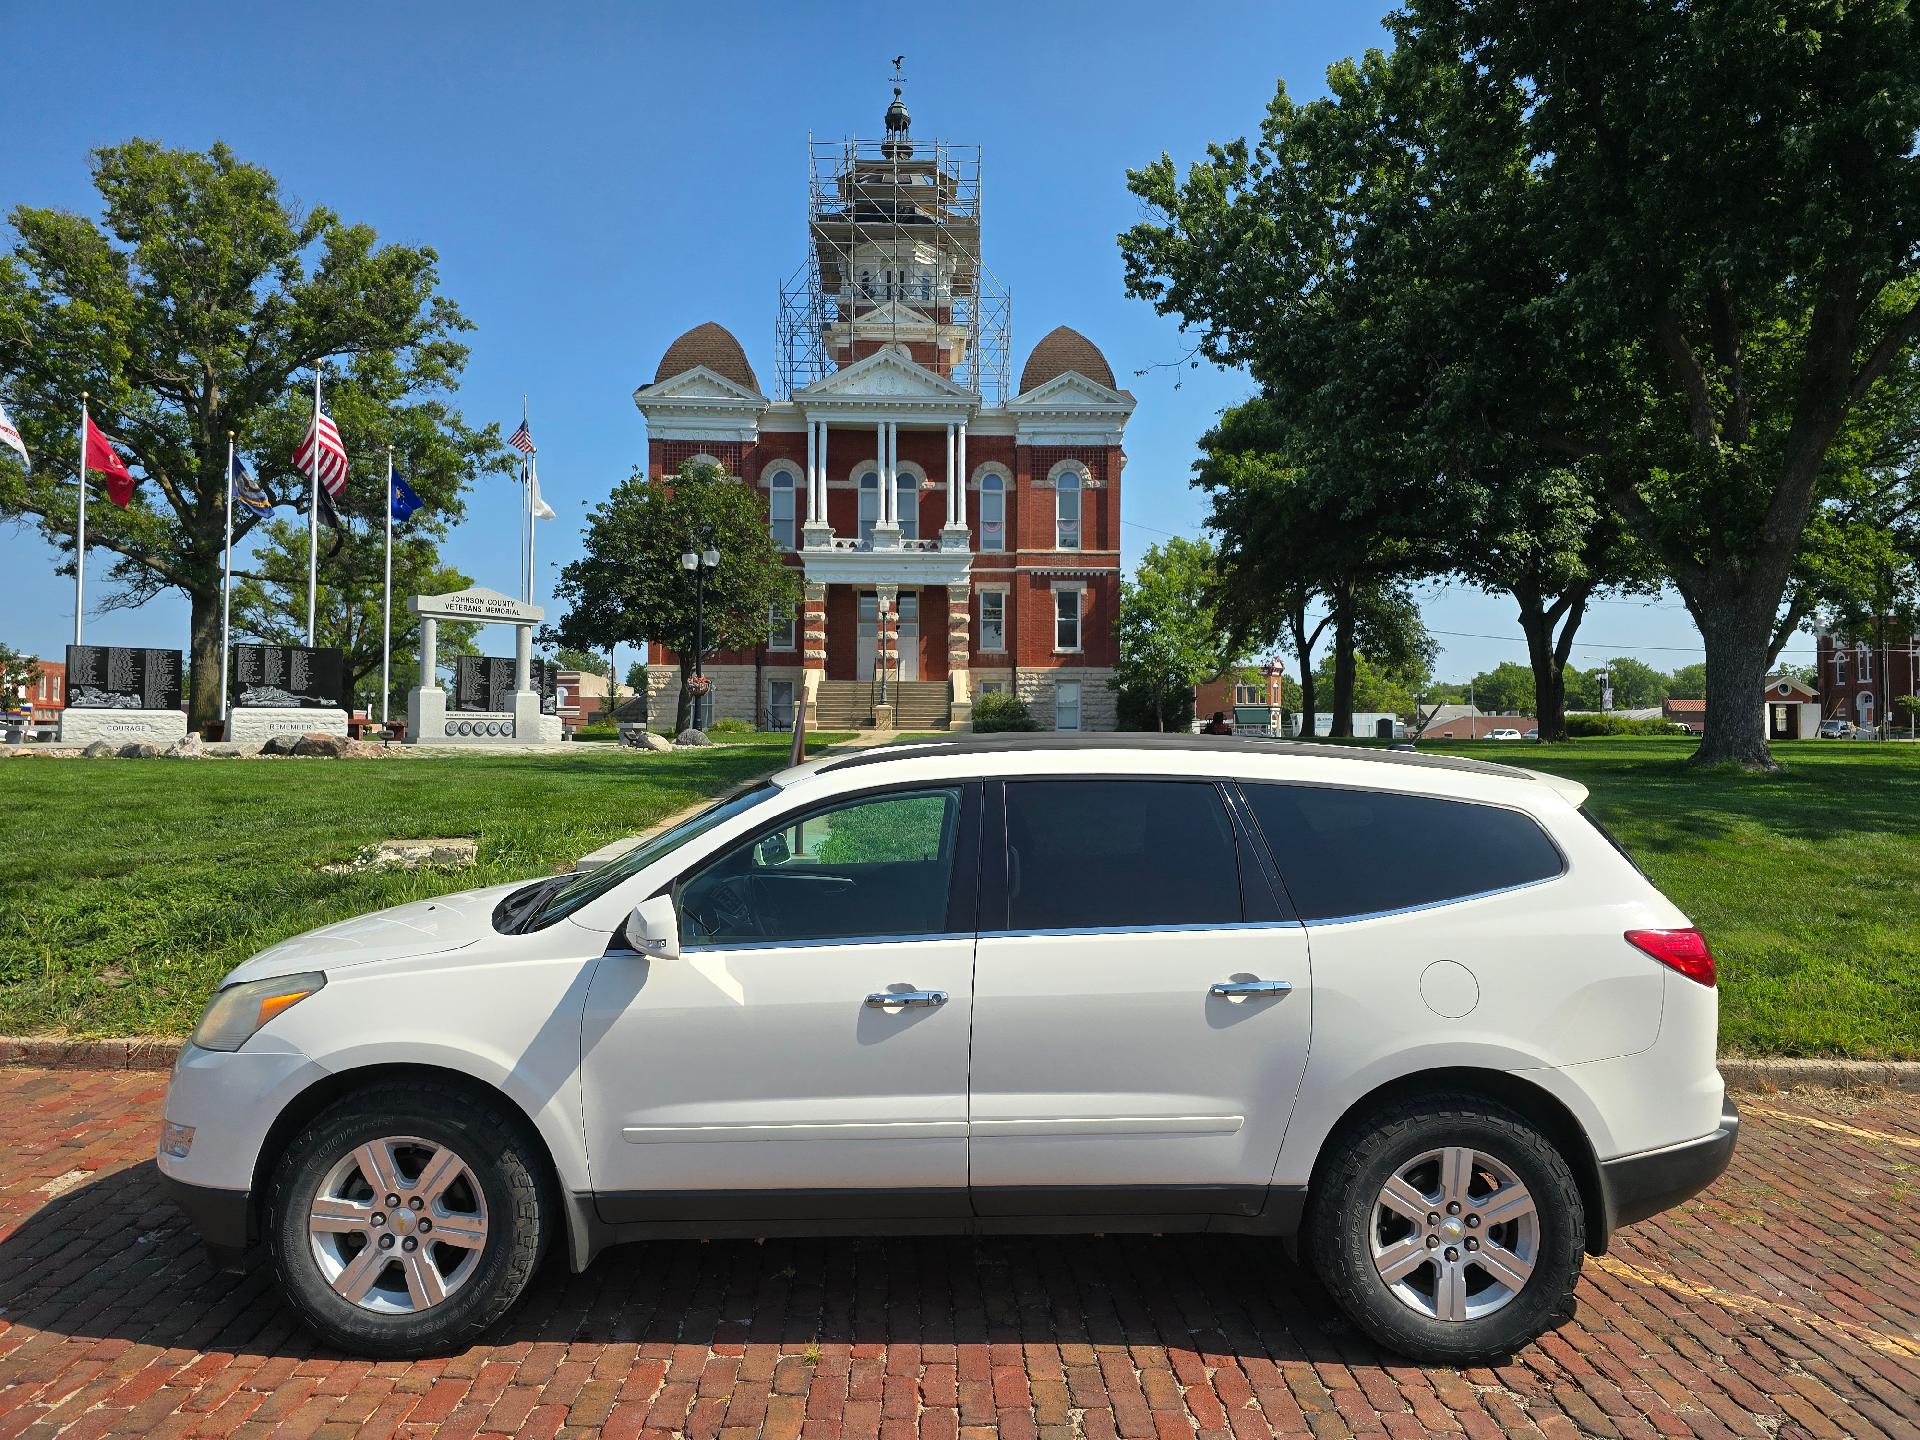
left=266, top=1081, right=549, bottom=1356
left=1307, top=1095, right=1584, bottom=1363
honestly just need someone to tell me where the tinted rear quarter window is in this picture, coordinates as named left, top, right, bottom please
left=1240, top=783, right=1562, bottom=921
left=1004, top=779, right=1242, bottom=930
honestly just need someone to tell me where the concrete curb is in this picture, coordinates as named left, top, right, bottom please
left=2, top=1037, right=1915, bottom=1089
left=1719, top=1056, right=1920, bottom=1093
left=1, top=1037, right=179, bottom=1071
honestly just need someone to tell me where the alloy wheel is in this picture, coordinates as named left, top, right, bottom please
left=308, top=1135, right=489, bottom=1314
left=1369, top=1145, right=1539, bottom=1322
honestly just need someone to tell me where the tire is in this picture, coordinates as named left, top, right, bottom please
left=266, top=1079, right=550, bottom=1357
left=1305, top=1093, right=1585, bottom=1364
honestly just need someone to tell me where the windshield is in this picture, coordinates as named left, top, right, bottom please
left=530, top=780, right=782, bottom=928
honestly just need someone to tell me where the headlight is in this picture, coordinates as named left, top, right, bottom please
left=191, top=971, right=327, bottom=1052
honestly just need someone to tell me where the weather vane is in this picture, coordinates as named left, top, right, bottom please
left=891, top=55, right=906, bottom=86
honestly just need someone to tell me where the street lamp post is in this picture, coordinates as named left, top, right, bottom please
left=680, top=533, right=720, bottom=730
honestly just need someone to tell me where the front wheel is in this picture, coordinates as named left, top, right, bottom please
left=266, top=1081, right=551, bottom=1356
left=1307, top=1095, right=1585, bottom=1363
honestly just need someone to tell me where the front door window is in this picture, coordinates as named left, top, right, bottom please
left=678, top=787, right=965, bottom=945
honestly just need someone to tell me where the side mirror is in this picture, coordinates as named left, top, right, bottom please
left=756, top=830, right=791, bottom=867
left=621, top=893, right=680, bottom=960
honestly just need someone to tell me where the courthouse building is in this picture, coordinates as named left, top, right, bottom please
left=634, top=87, right=1131, bottom=731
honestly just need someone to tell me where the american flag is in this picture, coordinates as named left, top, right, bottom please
left=508, top=419, right=535, bottom=454
left=293, top=407, right=350, bottom=496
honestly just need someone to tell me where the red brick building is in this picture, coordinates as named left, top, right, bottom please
left=633, top=88, right=1130, bottom=732
left=1816, top=628, right=1920, bottom=729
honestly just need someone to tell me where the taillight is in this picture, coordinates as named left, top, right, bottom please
left=1625, top=928, right=1716, bottom=987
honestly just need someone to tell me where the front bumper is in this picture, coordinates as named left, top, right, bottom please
left=158, top=1172, right=253, bottom=1270
left=1598, top=1097, right=1739, bottom=1237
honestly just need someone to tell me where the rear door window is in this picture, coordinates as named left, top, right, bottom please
left=1239, top=783, right=1563, bottom=922
left=1003, top=779, right=1243, bottom=931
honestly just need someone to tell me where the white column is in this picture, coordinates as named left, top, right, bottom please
left=817, top=422, right=829, bottom=523
left=945, top=424, right=956, bottom=526
left=957, top=424, right=968, bottom=527
left=883, top=421, right=896, bottom=524
left=514, top=623, right=532, bottom=693
left=419, top=617, right=438, bottom=690
left=805, top=419, right=818, bottom=524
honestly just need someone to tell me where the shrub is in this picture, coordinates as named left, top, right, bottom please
left=708, top=716, right=753, bottom=735
left=571, top=721, right=618, bottom=742
left=1565, top=713, right=1677, bottom=737
left=971, top=691, right=1042, bottom=733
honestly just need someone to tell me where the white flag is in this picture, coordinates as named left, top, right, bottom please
left=529, top=455, right=556, bottom=520
left=0, top=398, right=28, bottom=469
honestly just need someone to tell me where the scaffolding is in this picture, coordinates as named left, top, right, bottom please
left=776, top=129, right=1012, bottom=404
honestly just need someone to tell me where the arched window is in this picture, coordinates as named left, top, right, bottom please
left=896, top=472, right=918, bottom=540
left=1056, top=468, right=1082, bottom=549
left=1858, top=643, right=1873, bottom=683
left=979, top=472, right=1006, bottom=553
left=858, top=469, right=881, bottom=544
left=766, top=467, right=797, bottom=550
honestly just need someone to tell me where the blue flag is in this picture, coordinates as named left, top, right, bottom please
left=231, top=453, right=272, bottom=515
left=390, top=472, right=425, bottom=523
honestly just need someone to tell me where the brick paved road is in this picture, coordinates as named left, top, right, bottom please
left=1, top=1068, right=1916, bottom=1440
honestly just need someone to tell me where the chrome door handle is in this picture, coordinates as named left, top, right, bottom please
left=865, top=989, right=948, bottom=1009
left=1209, top=979, right=1293, bottom=997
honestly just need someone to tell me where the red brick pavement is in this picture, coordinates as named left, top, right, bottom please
left=0, top=1067, right=1915, bottom=1438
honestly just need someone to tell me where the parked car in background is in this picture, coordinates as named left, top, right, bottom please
left=157, top=735, right=1735, bottom=1365
left=1488, top=728, right=1524, bottom=741
left=1817, top=718, right=1854, bottom=739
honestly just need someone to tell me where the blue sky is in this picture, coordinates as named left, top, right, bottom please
left=1, top=0, right=1729, bottom=684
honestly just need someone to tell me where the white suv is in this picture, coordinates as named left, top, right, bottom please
left=158, top=735, right=1736, bottom=1363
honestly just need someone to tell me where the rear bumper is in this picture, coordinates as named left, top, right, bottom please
left=158, top=1172, right=252, bottom=1271
left=1598, top=1098, right=1738, bottom=1238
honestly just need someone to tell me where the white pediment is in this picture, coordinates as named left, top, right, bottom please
left=1009, top=369, right=1134, bottom=411
left=798, top=345, right=978, bottom=406
left=633, top=364, right=766, bottom=404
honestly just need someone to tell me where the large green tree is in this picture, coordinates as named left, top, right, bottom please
left=546, top=461, right=800, bottom=733
left=1121, top=45, right=1637, bottom=747
left=1115, top=535, right=1237, bottom=731
left=1124, top=6, right=1920, bottom=768
left=1400, top=0, right=1920, bottom=767
left=1193, top=399, right=1433, bottom=737
left=0, top=139, right=503, bottom=731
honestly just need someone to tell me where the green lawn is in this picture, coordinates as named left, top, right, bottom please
left=4, top=734, right=1915, bottom=1056
left=0, top=735, right=847, bottom=1037
left=1423, top=737, right=1920, bottom=1059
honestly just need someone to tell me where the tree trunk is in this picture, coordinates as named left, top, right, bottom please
left=1692, top=597, right=1777, bottom=769
left=1329, top=599, right=1357, bottom=739
left=1515, top=585, right=1589, bottom=744
left=1288, top=603, right=1317, bottom=739
left=187, top=587, right=223, bottom=736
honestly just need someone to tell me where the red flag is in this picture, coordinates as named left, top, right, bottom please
left=83, top=415, right=136, bottom=507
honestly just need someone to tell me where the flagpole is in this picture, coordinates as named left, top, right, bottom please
left=520, top=396, right=530, bottom=603
left=221, top=431, right=236, bottom=722
left=382, top=446, right=393, bottom=728
left=529, top=457, right=539, bottom=609
left=74, top=392, right=89, bottom=646
left=306, top=364, right=322, bottom=647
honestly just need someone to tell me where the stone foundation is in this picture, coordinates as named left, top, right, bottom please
left=1014, top=668, right=1117, bottom=731
left=59, top=708, right=188, bottom=745
left=226, top=707, right=348, bottom=743
left=650, top=664, right=807, bottom=731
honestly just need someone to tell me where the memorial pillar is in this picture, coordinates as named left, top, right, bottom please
left=408, top=614, right=446, bottom=744
left=510, top=620, right=542, bottom=742
left=419, top=618, right=438, bottom=689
